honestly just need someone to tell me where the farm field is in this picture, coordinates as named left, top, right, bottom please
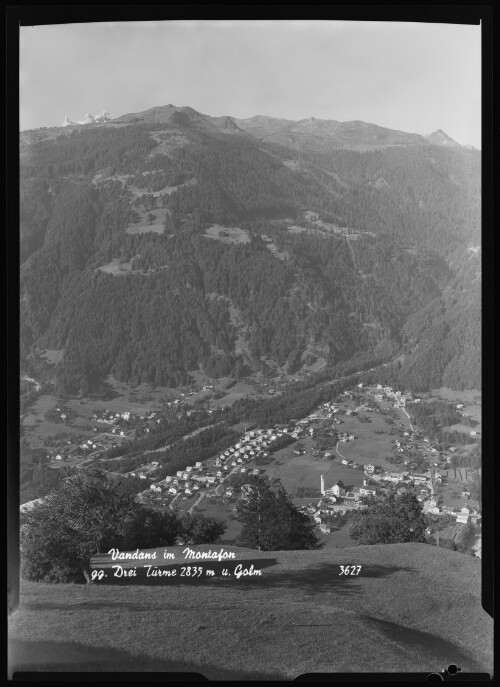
left=330, top=408, right=409, bottom=471
left=22, top=394, right=59, bottom=421
left=333, top=416, right=400, bottom=469
left=67, top=376, right=174, bottom=416
left=22, top=395, right=96, bottom=449
left=446, top=422, right=481, bottom=436
left=261, top=448, right=365, bottom=497
left=430, top=387, right=482, bottom=405
left=304, top=356, right=327, bottom=373
left=209, top=381, right=258, bottom=409
left=187, top=370, right=215, bottom=387
left=173, top=494, right=199, bottom=513
left=23, top=424, right=82, bottom=450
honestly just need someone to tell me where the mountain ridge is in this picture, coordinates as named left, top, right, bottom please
left=51, top=103, right=464, bottom=150
left=20, top=101, right=481, bottom=393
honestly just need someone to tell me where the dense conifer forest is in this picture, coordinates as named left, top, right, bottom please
left=20, top=113, right=481, bottom=394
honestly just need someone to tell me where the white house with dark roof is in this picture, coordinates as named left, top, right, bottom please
left=332, top=481, right=346, bottom=497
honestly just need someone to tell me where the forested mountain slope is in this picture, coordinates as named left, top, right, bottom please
left=20, top=106, right=481, bottom=393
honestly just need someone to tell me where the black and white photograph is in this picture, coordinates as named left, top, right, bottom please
left=9, top=10, right=492, bottom=680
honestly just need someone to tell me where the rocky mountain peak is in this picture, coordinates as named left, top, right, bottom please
left=425, top=129, right=460, bottom=147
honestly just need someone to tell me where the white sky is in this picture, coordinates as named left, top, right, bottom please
left=20, top=20, right=481, bottom=147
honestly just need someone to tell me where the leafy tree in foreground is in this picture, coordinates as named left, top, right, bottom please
left=455, top=522, right=477, bottom=556
left=349, top=487, right=427, bottom=545
left=237, top=476, right=320, bottom=551
left=20, top=469, right=224, bottom=584
left=469, top=472, right=482, bottom=506
left=179, top=512, right=227, bottom=545
left=21, top=469, right=142, bottom=583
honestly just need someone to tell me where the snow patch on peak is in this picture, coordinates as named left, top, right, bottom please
left=62, top=110, right=111, bottom=127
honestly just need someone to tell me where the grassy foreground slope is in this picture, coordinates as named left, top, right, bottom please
left=9, top=543, right=492, bottom=678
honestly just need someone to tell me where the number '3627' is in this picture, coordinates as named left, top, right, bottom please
left=339, top=565, right=362, bottom=575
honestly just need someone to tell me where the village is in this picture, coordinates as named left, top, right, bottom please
left=21, top=365, right=481, bottom=553
left=27, top=385, right=222, bottom=467
left=121, top=382, right=482, bottom=550
left=22, top=363, right=320, bottom=469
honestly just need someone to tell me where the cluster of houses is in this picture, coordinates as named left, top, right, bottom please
left=47, top=435, right=105, bottom=462
left=372, top=463, right=482, bottom=524
left=406, top=466, right=481, bottom=524
left=216, top=428, right=280, bottom=466
left=362, top=462, right=428, bottom=487
left=389, top=386, right=412, bottom=406
left=321, top=475, right=378, bottom=504
left=316, top=401, right=340, bottom=419
left=139, top=426, right=287, bottom=500
left=94, top=408, right=163, bottom=427
left=296, top=475, right=380, bottom=532
left=135, top=410, right=336, bottom=503
left=91, top=385, right=232, bottom=441
left=313, top=462, right=481, bottom=530
left=126, top=460, right=162, bottom=481
left=296, top=502, right=337, bottom=533
left=286, top=403, right=344, bottom=435
left=92, top=409, right=133, bottom=425
left=370, top=384, right=415, bottom=407
left=212, top=428, right=289, bottom=497
left=162, top=462, right=217, bottom=495
left=424, top=493, right=481, bottom=524
left=78, top=439, right=99, bottom=453
left=391, top=431, right=458, bottom=469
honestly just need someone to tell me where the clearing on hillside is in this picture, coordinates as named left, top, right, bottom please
left=148, top=129, right=190, bottom=156
left=204, top=225, right=250, bottom=244
left=96, top=258, right=136, bottom=276
left=40, top=349, right=64, bottom=365
left=125, top=207, right=168, bottom=235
